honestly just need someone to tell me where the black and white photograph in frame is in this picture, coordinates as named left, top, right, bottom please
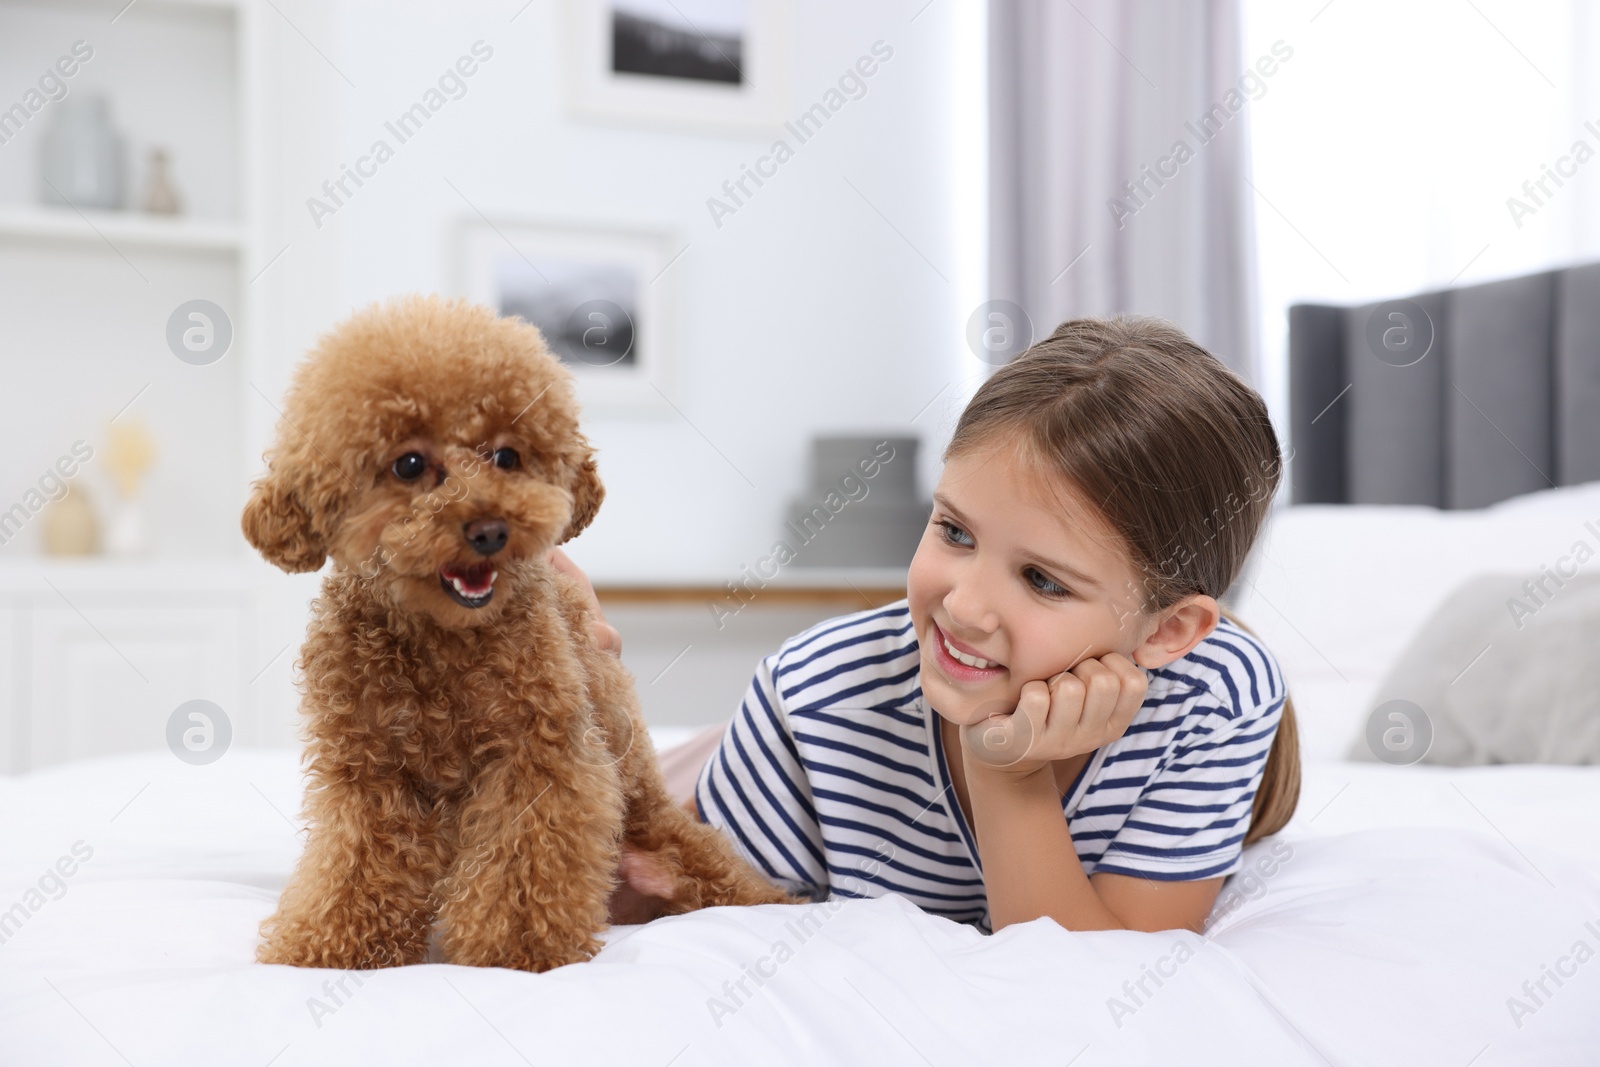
left=611, top=0, right=744, bottom=85
left=565, top=0, right=788, bottom=132
left=456, top=220, right=675, bottom=412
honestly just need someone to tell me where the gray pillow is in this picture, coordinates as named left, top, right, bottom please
left=1347, top=572, right=1600, bottom=765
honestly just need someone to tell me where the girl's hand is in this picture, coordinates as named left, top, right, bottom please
left=959, top=653, right=1147, bottom=783
left=607, top=846, right=680, bottom=925
left=547, top=547, right=622, bottom=656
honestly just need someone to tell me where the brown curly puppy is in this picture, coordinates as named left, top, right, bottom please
left=244, top=294, right=794, bottom=973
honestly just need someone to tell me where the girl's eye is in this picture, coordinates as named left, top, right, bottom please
left=492, top=447, right=520, bottom=470
left=392, top=452, right=426, bottom=481
left=937, top=519, right=973, bottom=547
left=1025, top=567, right=1069, bottom=598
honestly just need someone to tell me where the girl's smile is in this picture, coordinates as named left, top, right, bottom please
left=926, top=617, right=1008, bottom=682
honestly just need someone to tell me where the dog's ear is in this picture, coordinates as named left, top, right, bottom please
left=242, top=469, right=327, bottom=572
left=558, top=451, right=604, bottom=545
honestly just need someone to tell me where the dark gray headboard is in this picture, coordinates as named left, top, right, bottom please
left=1289, top=264, right=1600, bottom=508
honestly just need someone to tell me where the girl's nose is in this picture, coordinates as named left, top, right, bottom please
left=943, top=576, right=1000, bottom=637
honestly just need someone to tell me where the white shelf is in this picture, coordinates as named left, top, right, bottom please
left=0, top=204, right=243, bottom=253
left=0, top=0, right=240, bottom=14
left=593, top=567, right=909, bottom=607
left=595, top=566, right=908, bottom=590
left=0, top=556, right=265, bottom=594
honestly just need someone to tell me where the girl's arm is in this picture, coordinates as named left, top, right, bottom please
left=547, top=548, right=687, bottom=922
left=958, top=654, right=1224, bottom=934
left=964, top=759, right=1223, bottom=933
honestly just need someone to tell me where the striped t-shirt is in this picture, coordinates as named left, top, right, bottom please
left=694, top=600, right=1287, bottom=933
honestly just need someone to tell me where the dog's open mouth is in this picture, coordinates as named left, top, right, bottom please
left=440, top=561, right=498, bottom=609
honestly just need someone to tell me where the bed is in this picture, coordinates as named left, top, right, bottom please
left=4, top=477, right=1599, bottom=1066
left=0, top=746, right=1594, bottom=1065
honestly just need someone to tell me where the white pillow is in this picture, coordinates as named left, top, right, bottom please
left=1345, top=573, right=1600, bottom=765
left=1226, top=480, right=1600, bottom=763
left=1485, top=478, right=1600, bottom=519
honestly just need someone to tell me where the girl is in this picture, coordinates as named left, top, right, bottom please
left=576, top=315, right=1300, bottom=935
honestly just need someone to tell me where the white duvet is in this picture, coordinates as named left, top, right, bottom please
left=2, top=740, right=1598, bottom=1067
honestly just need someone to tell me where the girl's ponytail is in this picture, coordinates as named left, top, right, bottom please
left=1223, top=612, right=1301, bottom=846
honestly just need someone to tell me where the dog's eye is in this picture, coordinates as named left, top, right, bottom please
left=392, top=452, right=427, bottom=481
left=492, top=447, right=520, bottom=471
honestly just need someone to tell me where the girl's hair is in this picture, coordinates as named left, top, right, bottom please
left=945, top=315, right=1300, bottom=847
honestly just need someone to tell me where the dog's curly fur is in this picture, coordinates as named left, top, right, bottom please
left=244, top=294, right=794, bottom=973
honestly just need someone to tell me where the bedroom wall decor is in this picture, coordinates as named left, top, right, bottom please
left=563, top=0, right=790, bottom=133
left=456, top=218, right=676, bottom=411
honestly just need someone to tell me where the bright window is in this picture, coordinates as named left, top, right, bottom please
left=1243, top=0, right=1597, bottom=430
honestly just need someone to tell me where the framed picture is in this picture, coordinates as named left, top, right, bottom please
left=564, top=0, right=789, bottom=133
left=456, top=220, right=676, bottom=412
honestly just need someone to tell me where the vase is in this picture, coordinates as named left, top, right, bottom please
left=105, top=497, right=148, bottom=557
left=42, top=488, right=99, bottom=556
left=142, top=147, right=182, bottom=215
left=39, top=96, right=126, bottom=210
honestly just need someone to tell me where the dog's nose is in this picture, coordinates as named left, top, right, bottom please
left=463, top=518, right=509, bottom=557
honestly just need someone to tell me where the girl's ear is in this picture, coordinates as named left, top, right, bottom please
left=558, top=451, right=604, bottom=545
left=241, top=470, right=328, bottom=573
left=1131, top=595, right=1220, bottom=669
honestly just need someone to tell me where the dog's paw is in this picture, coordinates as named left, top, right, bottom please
left=256, top=925, right=421, bottom=970
left=257, top=936, right=346, bottom=969
left=449, top=935, right=604, bottom=973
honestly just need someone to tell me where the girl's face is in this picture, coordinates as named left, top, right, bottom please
left=907, top=440, right=1160, bottom=727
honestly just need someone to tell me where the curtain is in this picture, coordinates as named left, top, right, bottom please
left=988, top=0, right=1260, bottom=384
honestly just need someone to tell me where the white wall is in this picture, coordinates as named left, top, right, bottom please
left=255, top=0, right=986, bottom=582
